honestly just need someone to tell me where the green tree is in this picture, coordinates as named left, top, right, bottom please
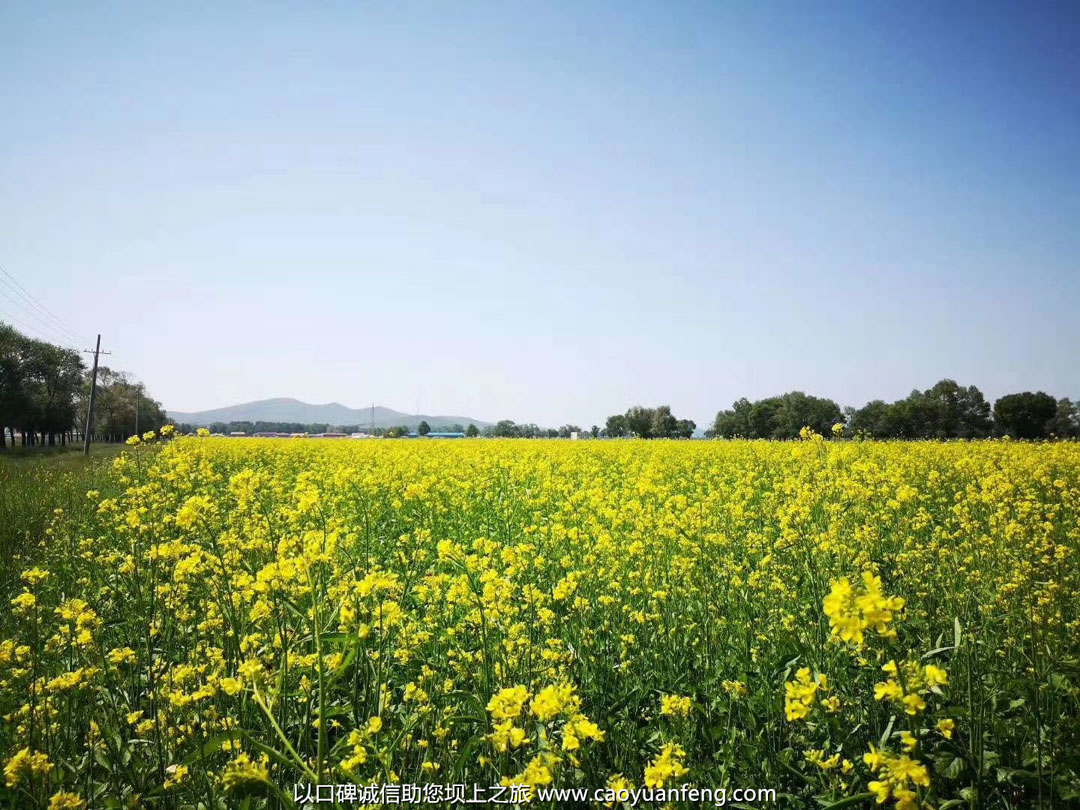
left=712, top=398, right=753, bottom=438
left=81, top=369, right=166, bottom=442
left=848, top=400, right=890, bottom=437
left=993, top=392, right=1058, bottom=439
left=649, top=406, right=677, bottom=438
left=918, top=379, right=993, bottom=439
left=606, top=406, right=694, bottom=439
left=845, top=381, right=991, bottom=439
left=605, top=414, right=629, bottom=438
left=18, top=335, right=84, bottom=446
left=0, top=324, right=26, bottom=449
left=465, top=423, right=479, bottom=438
left=713, top=393, right=840, bottom=439
left=748, top=398, right=781, bottom=438
left=493, top=420, right=518, bottom=438
left=418, top=420, right=431, bottom=436
left=771, top=392, right=842, bottom=438
left=625, top=406, right=654, bottom=439
left=673, top=418, right=696, bottom=438
left=1047, top=398, right=1080, bottom=439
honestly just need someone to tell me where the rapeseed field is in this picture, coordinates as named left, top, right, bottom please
left=2, top=433, right=1078, bottom=808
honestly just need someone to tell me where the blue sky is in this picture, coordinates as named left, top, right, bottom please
left=1, top=1, right=1077, bottom=428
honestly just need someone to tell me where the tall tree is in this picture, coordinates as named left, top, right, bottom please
left=919, top=379, right=993, bottom=439
left=78, top=368, right=167, bottom=442
left=993, top=392, right=1058, bottom=439
left=713, top=392, right=841, bottom=439
left=605, top=414, right=629, bottom=438
left=712, top=398, right=753, bottom=438
left=650, top=406, right=678, bottom=439
left=625, top=406, right=654, bottom=439
left=1, top=329, right=84, bottom=447
left=23, top=339, right=83, bottom=445
left=605, top=406, right=694, bottom=439
left=0, top=324, right=25, bottom=449
left=847, top=399, right=890, bottom=437
left=1046, top=398, right=1080, bottom=438
left=846, top=380, right=992, bottom=439
left=673, top=418, right=696, bottom=438
left=492, top=420, right=518, bottom=438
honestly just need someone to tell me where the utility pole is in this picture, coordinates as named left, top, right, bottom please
left=82, top=334, right=111, bottom=456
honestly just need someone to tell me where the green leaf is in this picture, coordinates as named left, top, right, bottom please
left=820, top=792, right=875, bottom=809
left=934, top=754, right=965, bottom=779
left=451, top=735, right=484, bottom=781
left=182, top=732, right=241, bottom=765
left=878, top=716, right=895, bottom=749
left=921, top=645, right=956, bottom=660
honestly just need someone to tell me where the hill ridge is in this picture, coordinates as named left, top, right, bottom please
left=167, top=398, right=490, bottom=430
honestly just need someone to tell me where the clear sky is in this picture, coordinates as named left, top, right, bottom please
left=2, top=1, right=1078, bottom=428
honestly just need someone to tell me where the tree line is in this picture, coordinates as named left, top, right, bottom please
left=0, top=323, right=167, bottom=449
left=710, top=380, right=1080, bottom=440
left=604, top=405, right=696, bottom=439
left=174, top=421, right=480, bottom=438
left=485, top=421, right=586, bottom=438
left=178, top=420, right=600, bottom=439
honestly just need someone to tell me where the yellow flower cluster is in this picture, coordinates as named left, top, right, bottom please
left=484, top=682, right=603, bottom=764
left=874, top=660, right=948, bottom=716
left=220, top=752, right=271, bottom=792
left=659, top=694, right=693, bottom=717
left=864, top=745, right=931, bottom=809
left=823, top=572, right=906, bottom=647
left=784, top=667, right=830, bottom=721
left=487, top=684, right=530, bottom=721
left=47, top=793, right=86, bottom=810
left=4, top=747, right=53, bottom=787
left=643, top=742, right=689, bottom=788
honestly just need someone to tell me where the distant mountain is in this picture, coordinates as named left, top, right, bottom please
left=167, top=398, right=491, bottom=430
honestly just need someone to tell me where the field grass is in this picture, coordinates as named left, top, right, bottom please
left=0, top=445, right=123, bottom=597
left=2, top=435, right=1079, bottom=809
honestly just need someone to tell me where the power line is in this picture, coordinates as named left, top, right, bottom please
left=0, top=308, right=67, bottom=345
left=0, top=286, right=84, bottom=349
left=0, top=309, right=83, bottom=352
left=0, top=265, right=86, bottom=343
left=0, top=279, right=87, bottom=347
left=0, top=265, right=89, bottom=346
